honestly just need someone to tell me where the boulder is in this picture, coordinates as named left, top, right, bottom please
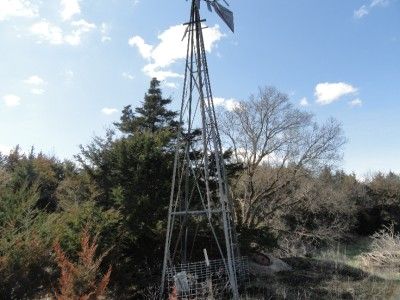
left=249, top=252, right=292, bottom=276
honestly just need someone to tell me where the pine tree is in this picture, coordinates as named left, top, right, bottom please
left=114, top=78, right=178, bottom=134
left=78, top=78, right=180, bottom=293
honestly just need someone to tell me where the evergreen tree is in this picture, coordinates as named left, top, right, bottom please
left=78, top=78, right=179, bottom=294
left=114, top=78, right=178, bottom=134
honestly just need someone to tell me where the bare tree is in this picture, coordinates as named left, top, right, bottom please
left=275, top=169, right=362, bottom=256
left=219, top=86, right=346, bottom=231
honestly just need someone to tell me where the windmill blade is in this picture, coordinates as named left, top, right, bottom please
left=222, top=0, right=230, bottom=6
left=211, top=1, right=234, bottom=32
left=206, top=1, right=213, bottom=12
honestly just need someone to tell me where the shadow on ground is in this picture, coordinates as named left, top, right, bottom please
left=243, top=257, right=400, bottom=299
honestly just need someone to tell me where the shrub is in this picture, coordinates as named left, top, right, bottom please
left=360, top=224, right=400, bottom=269
left=0, top=182, right=52, bottom=298
left=53, top=227, right=112, bottom=299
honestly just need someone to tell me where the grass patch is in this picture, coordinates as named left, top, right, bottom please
left=243, top=238, right=400, bottom=299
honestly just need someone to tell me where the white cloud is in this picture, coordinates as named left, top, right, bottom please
left=24, top=75, right=46, bottom=94
left=349, top=98, right=363, bottom=107
left=122, top=72, right=135, bottom=80
left=31, top=88, right=45, bottom=95
left=30, top=20, right=64, bottom=44
left=214, top=97, right=239, bottom=111
left=129, top=24, right=224, bottom=80
left=165, top=82, right=178, bottom=89
left=31, top=19, right=96, bottom=46
left=101, top=107, right=118, bottom=115
left=60, top=0, right=80, bottom=21
left=64, top=69, right=74, bottom=81
left=371, top=0, right=389, bottom=7
left=24, top=75, right=45, bottom=85
left=64, top=19, right=96, bottom=45
left=354, top=0, right=390, bottom=18
left=354, top=5, right=369, bottom=18
left=100, top=22, right=111, bottom=42
left=24, top=75, right=46, bottom=95
left=3, top=94, right=21, bottom=107
left=142, top=65, right=182, bottom=80
left=0, top=0, right=38, bottom=21
left=0, top=144, right=12, bottom=154
left=299, top=97, right=309, bottom=107
left=315, top=82, right=358, bottom=105
left=128, top=36, right=153, bottom=59
left=72, top=19, right=96, bottom=31
left=101, top=36, right=111, bottom=43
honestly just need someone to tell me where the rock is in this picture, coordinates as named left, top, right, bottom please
left=249, top=252, right=292, bottom=276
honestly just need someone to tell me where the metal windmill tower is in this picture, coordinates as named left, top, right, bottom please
left=160, top=0, right=248, bottom=299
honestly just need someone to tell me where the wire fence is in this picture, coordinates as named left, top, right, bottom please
left=166, top=256, right=249, bottom=299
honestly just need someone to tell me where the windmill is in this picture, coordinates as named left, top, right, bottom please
left=160, top=0, right=248, bottom=299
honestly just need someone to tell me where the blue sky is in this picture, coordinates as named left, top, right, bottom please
left=0, top=0, right=399, bottom=177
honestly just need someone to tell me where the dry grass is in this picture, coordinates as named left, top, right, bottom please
left=359, top=225, right=400, bottom=271
left=242, top=238, right=400, bottom=299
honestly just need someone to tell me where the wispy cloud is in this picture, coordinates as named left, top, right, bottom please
left=371, top=0, right=390, bottom=7
left=299, top=97, right=309, bottom=107
left=24, top=75, right=45, bottom=85
left=128, top=36, right=153, bottom=59
left=129, top=24, right=223, bottom=80
left=164, top=82, right=178, bottom=89
left=214, top=97, right=240, bottom=111
left=349, top=98, right=363, bottom=107
left=101, top=36, right=111, bottom=43
left=64, top=69, right=74, bottom=81
left=100, top=22, right=111, bottom=42
left=31, top=88, right=45, bottom=95
left=101, top=107, right=118, bottom=115
left=315, top=82, right=358, bottom=105
left=64, top=19, right=96, bottom=45
left=122, top=72, right=135, bottom=80
left=30, top=20, right=64, bottom=44
left=30, top=19, right=96, bottom=46
left=0, top=0, right=38, bottom=21
left=24, top=75, right=47, bottom=94
left=354, top=0, right=390, bottom=19
left=354, top=5, right=369, bottom=18
left=3, top=94, right=21, bottom=107
left=60, top=0, right=81, bottom=21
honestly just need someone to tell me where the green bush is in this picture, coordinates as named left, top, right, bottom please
left=0, top=180, right=51, bottom=298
